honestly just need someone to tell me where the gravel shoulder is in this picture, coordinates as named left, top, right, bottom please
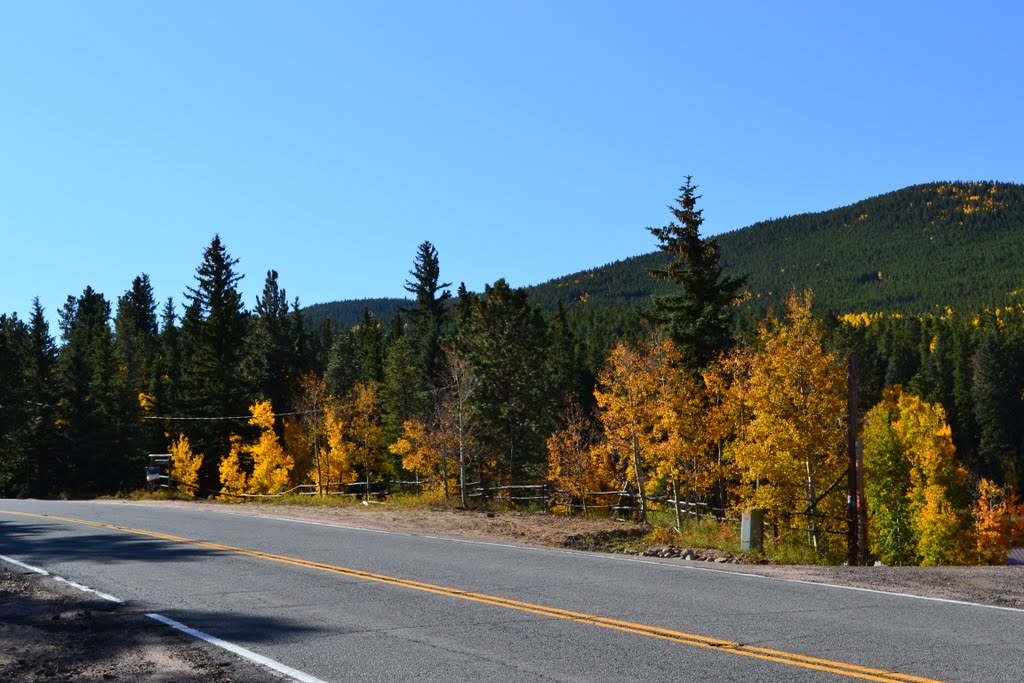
left=3, top=498, right=1022, bottom=681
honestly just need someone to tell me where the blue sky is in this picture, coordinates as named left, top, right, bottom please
left=2, top=1, right=1022, bottom=323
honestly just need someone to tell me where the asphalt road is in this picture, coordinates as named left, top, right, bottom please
left=1, top=500, right=1020, bottom=682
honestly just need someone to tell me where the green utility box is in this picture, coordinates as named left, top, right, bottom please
left=741, top=509, right=764, bottom=552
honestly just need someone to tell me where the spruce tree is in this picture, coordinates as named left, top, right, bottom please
left=325, top=328, right=359, bottom=398
left=403, top=241, right=451, bottom=412
left=179, top=235, right=251, bottom=490
left=459, top=279, right=549, bottom=484
left=648, top=177, right=745, bottom=371
left=247, top=270, right=300, bottom=412
left=355, top=307, right=383, bottom=384
left=55, top=287, right=122, bottom=494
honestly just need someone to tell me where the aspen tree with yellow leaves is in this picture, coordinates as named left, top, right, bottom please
left=293, top=373, right=330, bottom=494
left=546, top=399, right=613, bottom=515
left=247, top=400, right=294, bottom=494
left=650, top=361, right=717, bottom=521
left=218, top=435, right=248, bottom=499
left=390, top=417, right=458, bottom=503
left=726, top=292, right=846, bottom=551
left=863, top=386, right=972, bottom=565
left=319, top=409, right=356, bottom=489
left=594, top=339, right=680, bottom=522
left=337, top=381, right=388, bottom=500
left=168, top=433, right=202, bottom=495
left=972, top=479, right=1024, bottom=564
left=216, top=400, right=294, bottom=497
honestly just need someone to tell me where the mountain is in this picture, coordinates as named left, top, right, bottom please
left=303, top=298, right=411, bottom=329
left=528, top=181, right=1024, bottom=317
left=306, top=181, right=1024, bottom=330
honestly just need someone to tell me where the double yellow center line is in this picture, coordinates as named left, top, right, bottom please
left=2, top=510, right=941, bottom=683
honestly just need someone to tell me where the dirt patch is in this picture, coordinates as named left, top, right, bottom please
left=0, top=565, right=272, bottom=683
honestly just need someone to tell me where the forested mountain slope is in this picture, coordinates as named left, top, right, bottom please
left=304, top=298, right=411, bottom=329
left=528, top=181, right=1024, bottom=317
left=306, top=182, right=1024, bottom=330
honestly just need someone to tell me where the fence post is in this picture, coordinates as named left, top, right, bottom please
left=847, top=353, right=860, bottom=566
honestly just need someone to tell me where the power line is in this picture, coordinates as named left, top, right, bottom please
left=142, top=408, right=324, bottom=421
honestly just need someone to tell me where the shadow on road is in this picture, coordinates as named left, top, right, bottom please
left=0, top=518, right=223, bottom=567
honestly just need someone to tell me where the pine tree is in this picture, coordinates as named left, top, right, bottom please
left=325, top=327, right=359, bottom=399
left=459, top=279, right=549, bottom=485
left=179, top=235, right=251, bottom=490
left=55, top=287, right=122, bottom=494
left=114, top=275, right=161, bottom=461
left=546, top=300, right=586, bottom=412
left=381, top=334, right=421, bottom=446
left=648, top=177, right=746, bottom=372
left=247, top=270, right=300, bottom=413
left=973, top=330, right=1024, bottom=485
left=355, top=308, right=384, bottom=384
left=403, top=241, right=452, bottom=407
left=0, top=313, right=33, bottom=496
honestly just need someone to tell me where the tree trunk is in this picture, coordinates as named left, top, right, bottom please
left=632, top=434, right=648, bottom=524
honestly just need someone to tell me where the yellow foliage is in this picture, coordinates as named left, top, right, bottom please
left=594, top=339, right=681, bottom=508
left=313, top=409, right=356, bottom=488
left=973, top=479, right=1024, bottom=565
left=389, top=418, right=457, bottom=498
left=865, top=387, right=972, bottom=565
left=326, top=382, right=387, bottom=498
left=547, top=401, right=614, bottom=515
left=726, top=292, right=846, bottom=543
left=169, top=434, right=202, bottom=496
left=138, top=392, right=157, bottom=413
left=248, top=399, right=276, bottom=431
left=248, top=401, right=294, bottom=495
left=218, top=435, right=248, bottom=500
left=217, top=401, right=295, bottom=497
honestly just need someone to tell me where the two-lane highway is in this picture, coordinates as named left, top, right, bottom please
left=1, top=500, right=1020, bottom=682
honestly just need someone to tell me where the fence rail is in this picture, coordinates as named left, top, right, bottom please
left=169, top=477, right=847, bottom=534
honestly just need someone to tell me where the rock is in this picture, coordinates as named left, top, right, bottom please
left=680, top=548, right=695, bottom=560
left=714, top=557, right=730, bottom=563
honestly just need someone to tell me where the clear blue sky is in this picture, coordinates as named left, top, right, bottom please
left=2, top=1, right=1022, bottom=323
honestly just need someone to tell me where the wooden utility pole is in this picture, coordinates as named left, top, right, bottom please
left=846, top=354, right=860, bottom=566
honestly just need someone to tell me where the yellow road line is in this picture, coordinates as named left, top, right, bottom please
left=1, top=510, right=942, bottom=683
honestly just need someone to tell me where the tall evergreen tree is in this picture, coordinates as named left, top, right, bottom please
left=0, top=313, right=33, bottom=496
left=403, top=241, right=452, bottom=412
left=114, top=275, right=161, bottom=458
left=648, top=177, right=746, bottom=371
left=247, top=270, right=300, bottom=413
left=55, top=287, right=123, bottom=494
left=459, top=279, right=549, bottom=484
left=545, top=300, right=586, bottom=411
left=179, top=235, right=251, bottom=490
left=114, top=275, right=159, bottom=397
left=325, top=327, right=359, bottom=398
left=973, top=329, right=1024, bottom=485
left=355, top=307, right=384, bottom=384
left=381, top=333, right=421, bottom=446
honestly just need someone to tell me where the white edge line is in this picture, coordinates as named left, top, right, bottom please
left=0, top=554, right=124, bottom=603
left=0, top=553, right=50, bottom=575
left=146, top=613, right=328, bottom=683
left=52, top=575, right=123, bottom=603
left=775, top=577, right=1024, bottom=613
left=98, top=502, right=1024, bottom=615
